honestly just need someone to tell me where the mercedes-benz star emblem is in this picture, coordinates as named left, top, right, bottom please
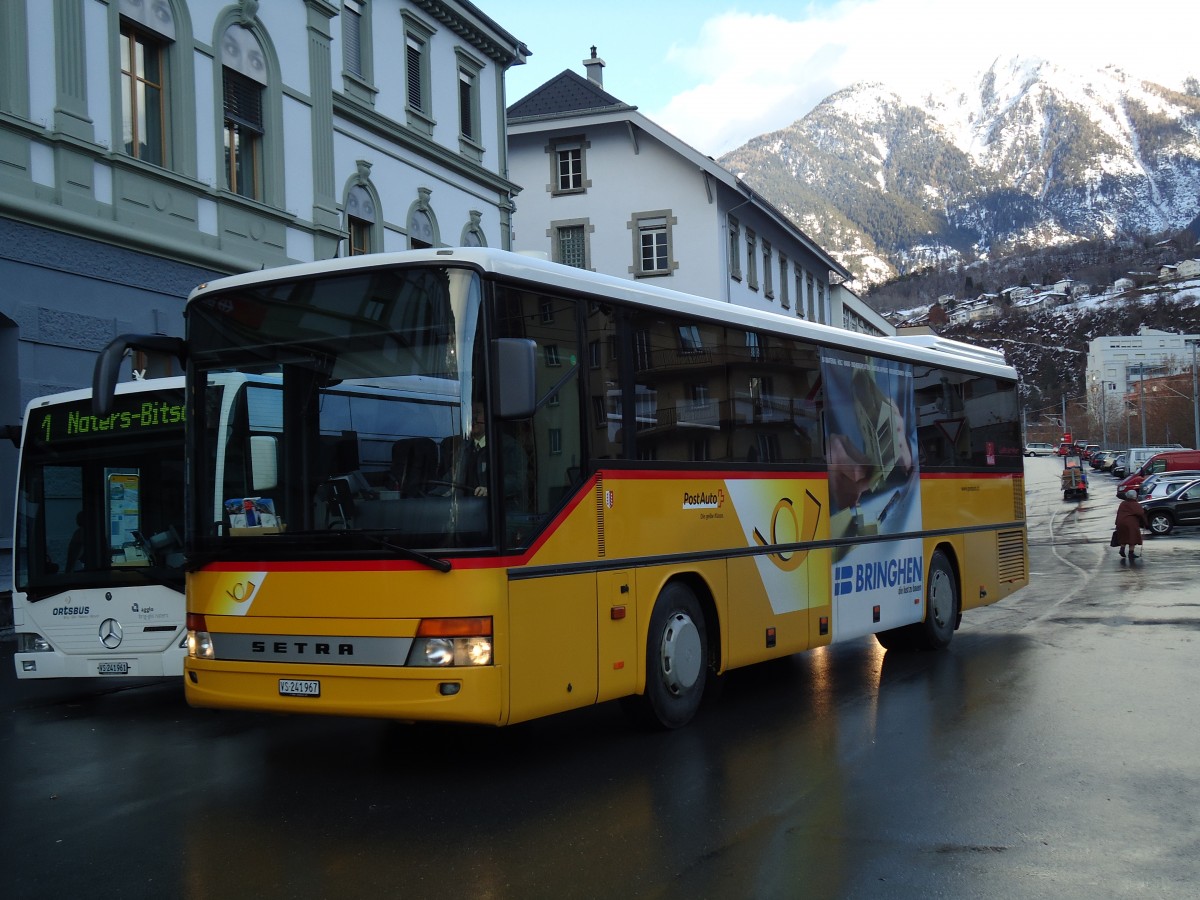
left=99, top=618, right=124, bottom=649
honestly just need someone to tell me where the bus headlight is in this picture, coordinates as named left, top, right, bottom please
left=406, top=617, right=493, bottom=666
left=16, top=633, right=52, bottom=653
left=187, top=629, right=215, bottom=660
left=407, top=636, right=493, bottom=667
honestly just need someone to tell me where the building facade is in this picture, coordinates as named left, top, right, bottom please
left=506, top=51, right=887, bottom=336
left=0, top=0, right=527, bottom=570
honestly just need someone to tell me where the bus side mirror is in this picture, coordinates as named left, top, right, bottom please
left=250, top=436, right=278, bottom=492
left=493, top=338, right=537, bottom=419
left=92, top=334, right=187, bottom=417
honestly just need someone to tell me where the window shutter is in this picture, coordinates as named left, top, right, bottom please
left=406, top=41, right=422, bottom=109
left=343, top=4, right=362, bottom=77
left=223, top=69, right=263, bottom=132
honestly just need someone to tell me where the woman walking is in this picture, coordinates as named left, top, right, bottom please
left=1114, top=489, right=1148, bottom=559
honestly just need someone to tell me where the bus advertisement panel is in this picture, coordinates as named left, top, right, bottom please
left=94, top=249, right=1028, bottom=727
left=12, top=378, right=187, bottom=679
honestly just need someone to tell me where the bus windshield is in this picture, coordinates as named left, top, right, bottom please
left=189, top=264, right=494, bottom=554
left=15, top=386, right=186, bottom=601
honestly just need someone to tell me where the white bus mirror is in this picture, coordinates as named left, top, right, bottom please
left=250, top=436, right=278, bottom=492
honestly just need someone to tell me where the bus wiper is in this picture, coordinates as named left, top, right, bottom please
left=361, top=533, right=452, bottom=573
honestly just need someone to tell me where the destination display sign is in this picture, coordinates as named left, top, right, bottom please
left=31, top=390, right=185, bottom=445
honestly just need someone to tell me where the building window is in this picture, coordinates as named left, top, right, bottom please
left=458, top=72, right=475, bottom=138
left=552, top=220, right=589, bottom=269
left=343, top=1, right=363, bottom=77
left=544, top=345, right=562, bottom=367
left=678, top=324, right=704, bottom=354
left=340, top=0, right=377, bottom=105
left=220, top=23, right=267, bottom=200
left=401, top=12, right=435, bottom=135
left=460, top=209, right=486, bottom=247
left=763, top=241, right=774, bottom=299
left=779, top=255, right=790, bottom=309
left=549, top=428, right=563, bottom=455
left=747, top=331, right=762, bottom=360
left=558, top=146, right=581, bottom=190
left=119, top=23, right=167, bottom=165
left=409, top=209, right=433, bottom=249
left=455, top=49, right=484, bottom=160
left=589, top=340, right=601, bottom=368
left=549, top=136, right=589, bottom=195
left=345, top=184, right=375, bottom=256
left=746, top=230, right=758, bottom=290
left=540, top=300, right=555, bottom=324
left=406, top=39, right=424, bottom=109
left=630, top=210, right=676, bottom=278
left=796, top=269, right=805, bottom=318
left=634, top=329, right=652, bottom=370
left=728, top=215, right=741, bottom=281
left=806, top=272, right=816, bottom=321
left=222, top=68, right=263, bottom=199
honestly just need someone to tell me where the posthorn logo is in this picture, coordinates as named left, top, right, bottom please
left=834, top=565, right=854, bottom=597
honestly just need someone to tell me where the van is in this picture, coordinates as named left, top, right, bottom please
left=1117, top=449, right=1200, bottom=495
left=1125, top=446, right=1186, bottom=474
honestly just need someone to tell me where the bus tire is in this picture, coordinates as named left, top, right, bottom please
left=876, top=550, right=957, bottom=652
left=623, top=582, right=708, bottom=729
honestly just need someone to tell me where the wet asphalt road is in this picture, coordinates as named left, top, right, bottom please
left=0, top=456, right=1197, bottom=899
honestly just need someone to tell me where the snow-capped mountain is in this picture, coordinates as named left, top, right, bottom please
left=719, top=56, right=1200, bottom=288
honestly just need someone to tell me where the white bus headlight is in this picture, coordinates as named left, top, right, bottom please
left=16, top=633, right=52, bottom=653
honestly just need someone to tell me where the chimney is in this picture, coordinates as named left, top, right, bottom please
left=583, top=46, right=605, bottom=87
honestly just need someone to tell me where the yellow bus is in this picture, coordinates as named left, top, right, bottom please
left=94, top=249, right=1028, bottom=728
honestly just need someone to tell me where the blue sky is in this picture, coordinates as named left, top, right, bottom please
left=496, top=0, right=1198, bottom=157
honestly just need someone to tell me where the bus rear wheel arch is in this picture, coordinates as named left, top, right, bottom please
left=622, top=579, right=711, bottom=729
left=875, top=547, right=959, bottom=652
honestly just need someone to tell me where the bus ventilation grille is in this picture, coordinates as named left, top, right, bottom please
left=1013, top=476, right=1026, bottom=521
left=996, top=529, right=1026, bottom=582
left=595, top=474, right=606, bottom=557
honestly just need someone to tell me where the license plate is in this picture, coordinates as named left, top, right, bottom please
left=97, top=662, right=130, bottom=675
left=279, top=679, right=320, bottom=697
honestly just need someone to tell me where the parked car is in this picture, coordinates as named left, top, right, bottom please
left=1089, top=449, right=1112, bottom=469
left=1118, top=449, right=1200, bottom=495
left=1024, top=442, right=1056, bottom=457
left=1079, top=442, right=1100, bottom=460
left=1141, top=478, right=1200, bottom=536
left=1136, top=470, right=1200, bottom=499
left=1098, top=452, right=1119, bottom=472
left=1111, top=453, right=1127, bottom=478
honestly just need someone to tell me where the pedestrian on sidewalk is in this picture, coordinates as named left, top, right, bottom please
left=1114, top=489, right=1148, bottom=560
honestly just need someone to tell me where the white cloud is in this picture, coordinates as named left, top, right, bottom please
left=651, top=0, right=1198, bottom=156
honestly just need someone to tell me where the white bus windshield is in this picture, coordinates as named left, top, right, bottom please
left=15, top=386, right=186, bottom=600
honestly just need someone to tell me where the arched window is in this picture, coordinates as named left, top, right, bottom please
left=346, top=185, right=376, bottom=255
left=221, top=24, right=267, bottom=199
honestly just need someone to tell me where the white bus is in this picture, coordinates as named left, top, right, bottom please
left=11, top=378, right=188, bottom=678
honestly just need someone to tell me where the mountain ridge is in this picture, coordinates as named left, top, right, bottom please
left=718, top=55, right=1200, bottom=291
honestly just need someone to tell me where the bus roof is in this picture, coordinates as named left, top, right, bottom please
left=187, top=248, right=1017, bottom=380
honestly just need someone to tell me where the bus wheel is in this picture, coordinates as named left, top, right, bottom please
left=623, top=582, right=708, bottom=729
left=876, top=550, right=957, bottom=652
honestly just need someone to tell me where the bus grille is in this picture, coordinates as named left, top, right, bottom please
left=997, top=528, right=1026, bottom=582
left=1013, top=475, right=1026, bottom=520
left=595, top=474, right=606, bottom=557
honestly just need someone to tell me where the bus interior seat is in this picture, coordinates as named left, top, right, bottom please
left=317, top=477, right=357, bottom=527
left=391, top=437, right=440, bottom=495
